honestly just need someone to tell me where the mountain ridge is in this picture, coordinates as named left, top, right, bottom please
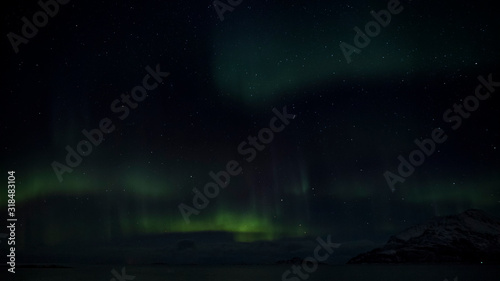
left=348, top=209, right=500, bottom=264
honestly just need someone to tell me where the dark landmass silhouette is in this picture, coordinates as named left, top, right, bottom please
left=348, top=209, right=500, bottom=264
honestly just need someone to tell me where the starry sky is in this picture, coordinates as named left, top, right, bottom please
left=1, top=0, right=499, bottom=264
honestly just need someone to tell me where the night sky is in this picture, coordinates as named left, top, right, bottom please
left=1, top=0, right=499, bottom=264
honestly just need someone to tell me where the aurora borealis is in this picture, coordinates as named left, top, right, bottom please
left=1, top=0, right=500, bottom=265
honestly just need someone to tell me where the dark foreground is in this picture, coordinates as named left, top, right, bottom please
left=5, top=264, right=499, bottom=281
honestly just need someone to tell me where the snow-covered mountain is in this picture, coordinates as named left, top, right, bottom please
left=348, top=209, right=500, bottom=264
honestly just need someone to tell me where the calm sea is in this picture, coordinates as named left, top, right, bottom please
left=7, top=264, right=499, bottom=281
